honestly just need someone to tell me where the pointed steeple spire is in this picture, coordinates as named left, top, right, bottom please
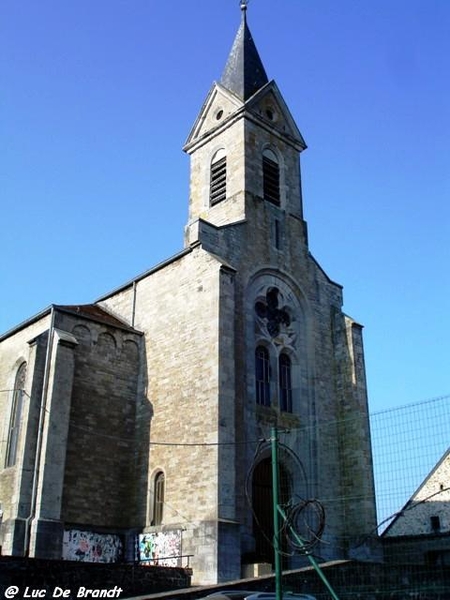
left=220, top=2, right=269, bottom=101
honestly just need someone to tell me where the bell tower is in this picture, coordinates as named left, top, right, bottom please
left=184, top=3, right=307, bottom=247
left=179, top=2, right=377, bottom=578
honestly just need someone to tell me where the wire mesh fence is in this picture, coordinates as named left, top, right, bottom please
left=370, top=394, right=450, bottom=537
left=272, top=395, right=450, bottom=598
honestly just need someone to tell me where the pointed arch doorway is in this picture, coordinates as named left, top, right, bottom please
left=252, top=457, right=290, bottom=567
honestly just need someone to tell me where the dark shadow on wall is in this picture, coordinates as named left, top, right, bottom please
left=58, top=312, right=151, bottom=562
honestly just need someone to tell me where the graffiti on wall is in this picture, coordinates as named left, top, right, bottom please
left=138, top=530, right=182, bottom=567
left=63, top=529, right=123, bottom=563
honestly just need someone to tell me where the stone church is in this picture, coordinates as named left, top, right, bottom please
left=0, top=5, right=377, bottom=585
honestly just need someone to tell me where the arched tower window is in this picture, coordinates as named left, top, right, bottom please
left=152, top=471, right=165, bottom=526
left=255, top=346, right=270, bottom=406
left=263, top=149, right=280, bottom=206
left=6, top=362, right=27, bottom=468
left=279, top=353, right=292, bottom=413
left=210, top=148, right=227, bottom=205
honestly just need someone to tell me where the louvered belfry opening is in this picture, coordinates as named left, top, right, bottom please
left=210, top=155, right=227, bottom=205
left=263, top=154, right=280, bottom=205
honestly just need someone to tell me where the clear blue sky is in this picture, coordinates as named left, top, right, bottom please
left=1, top=1, right=449, bottom=413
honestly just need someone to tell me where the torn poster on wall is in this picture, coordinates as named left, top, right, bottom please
left=63, top=529, right=123, bottom=563
left=138, top=530, right=182, bottom=567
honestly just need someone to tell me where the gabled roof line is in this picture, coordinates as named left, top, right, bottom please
left=0, top=306, right=53, bottom=342
left=0, top=302, right=142, bottom=342
left=55, top=304, right=142, bottom=333
left=95, top=247, right=193, bottom=302
left=0, top=249, right=193, bottom=341
left=382, top=446, right=450, bottom=536
left=308, top=252, right=343, bottom=289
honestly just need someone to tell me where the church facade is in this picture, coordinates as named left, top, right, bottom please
left=0, top=7, right=377, bottom=585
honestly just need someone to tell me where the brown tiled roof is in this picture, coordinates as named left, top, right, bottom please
left=56, top=304, right=140, bottom=333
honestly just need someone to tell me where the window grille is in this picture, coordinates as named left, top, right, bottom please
left=210, top=156, right=227, bottom=205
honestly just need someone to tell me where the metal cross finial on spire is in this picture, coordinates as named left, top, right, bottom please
left=240, top=0, right=249, bottom=12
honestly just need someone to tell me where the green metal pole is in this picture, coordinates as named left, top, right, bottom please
left=271, top=426, right=283, bottom=600
left=277, top=504, right=340, bottom=600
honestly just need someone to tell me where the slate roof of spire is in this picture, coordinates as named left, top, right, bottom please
left=220, top=5, right=269, bottom=101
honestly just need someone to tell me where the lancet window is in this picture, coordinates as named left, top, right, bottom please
left=5, top=362, right=27, bottom=467
left=152, top=471, right=165, bottom=526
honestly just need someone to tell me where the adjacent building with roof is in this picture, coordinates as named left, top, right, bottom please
left=0, top=5, right=377, bottom=584
left=383, top=449, right=450, bottom=566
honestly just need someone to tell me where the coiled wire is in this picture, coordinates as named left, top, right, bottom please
left=281, top=497, right=326, bottom=554
left=245, top=438, right=325, bottom=556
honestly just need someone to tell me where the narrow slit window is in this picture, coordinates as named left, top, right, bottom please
left=263, top=149, right=280, bottom=206
left=279, top=353, right=292, bottom=413
left=210, top=149, right=227, bottom=205
left=255, top=346, right=270, bottom=406
left=274, top=219, right=281, bottom=250
left=153, top=471, right=165, bottom=526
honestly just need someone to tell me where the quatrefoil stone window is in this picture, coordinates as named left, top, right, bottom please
left=255, top=287, right=291, bottom=338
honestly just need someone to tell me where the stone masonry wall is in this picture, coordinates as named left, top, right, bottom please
left=187, top=115, right=246, bottom=231
left=57, top=312, right=142, bottom=531
left=0, top=315, right=51, bottom=555
left=100, top=247, right=231, bottom=584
